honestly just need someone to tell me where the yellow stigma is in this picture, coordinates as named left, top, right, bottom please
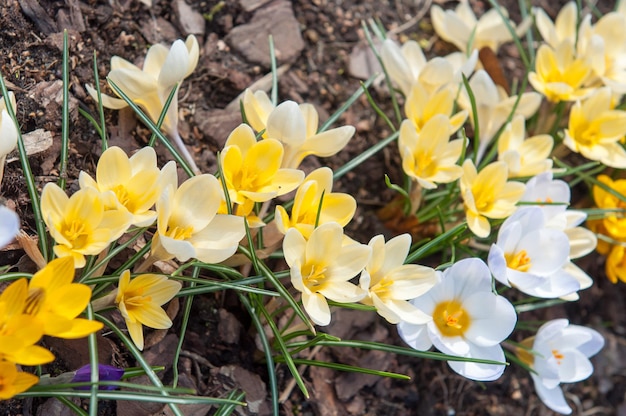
left=433, top=300, right=470, bottom=337
left=166, top=225, right=194, bottom=241
left=552, top=349, right=564, bottom=365
left=302, top=262, right=328, bottom=292
left=61, top=220, right=89, bottom=249
left=505, top=250, right=532, bottom=272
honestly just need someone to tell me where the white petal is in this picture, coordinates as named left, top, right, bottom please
left=464, top=294, right=517, bottom=346
left=531, top=373, right=572, bottom=414
left=266, top=101, right=307, bottom=146
left=448, top=343, right=507, bottom=381
left=397, top=321, right=432, bottom=351
left=0, top=206, right=19, bottom=248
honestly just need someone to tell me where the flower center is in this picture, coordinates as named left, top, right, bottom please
left=302, top=262, right=328, bottom=292
left=433, top=300, right=470, bottom=337
left=165, top=225, right=194, bottom=241
left=505, top=250, right=532, bottom=272
left=371, top=277, right=393, bottom=300
left=551, top=348, right=564, bottom=365
left=61, top=220, right=89, bottom=249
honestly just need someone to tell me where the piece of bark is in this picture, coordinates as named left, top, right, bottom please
left=19, top=0, right=58, bottom=34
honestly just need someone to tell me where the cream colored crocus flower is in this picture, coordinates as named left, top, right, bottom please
left=458, top=70, right=541, bottom=162
left=460, top=160, right=525, bottom=238
left=399, top=115, right=464, bottom=190
left=244, top=96, right=355, bottom=169
left=79, top=146, right=173, bottom=227
left=275, top=167, right=356, bottom=239
left=86, top=35, right=200, bottom=172
left=41, top=184, right=132, bottom=267
left=283, top=222, right=371, bottom=326
left=0, top=92, right=18, bottom=185
left=359, top=234, right=436, bottom=324
left=533, top=2, right=579, bottom=48
left=564, top=87, right=626, bottom=168
left=528, top=40, right=593, bottom=103
left=431, top=1, right=531, bottom=53
left=498, top=115, right=554, bottom=178
left=151, top=172, right=246, bottom=263
left=221, top=124, right=304, bottom=206
left=115, top=270, right=181, bottom=350
left=404, top=82, right=468, bottom=133
left=380, top=38, right=478, bottom=96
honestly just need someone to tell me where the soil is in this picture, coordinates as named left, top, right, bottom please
left=0, top=0, right=625, bottom=415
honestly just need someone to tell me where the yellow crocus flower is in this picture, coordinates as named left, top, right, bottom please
left=152, top=172, right=246, bottom=263
left=460, top=160, right=525, bottom=238
left=79, top=146, right=173, bottom=227
left=221, top=124, right=304, bottom=204
left=430, top=1, right=531, bottom=53
left=0, top=362, right=39, bottom=400
left=41, top=184, right=132, bottom=268
left=24, top=257, right=103, bottom=339
left=275, top=167, right=356, bottom=239
left=115, top=270, right=181, bottom=350
left=86, top=35, right=200, bottom=172
left=404, top=82, right=467, bottom=133
left=592, top=175, right=626, bottom=240
left=498, top=115, right=554, bottom=178
left=242, top=91, right=355, bottom=169
left=564, top=88, right=626, bottom=168
left=528, top=40, right=593, bottom=103
left=0, top=279, right=54, bottom=366
left=398, top=115, right=464, bottom=189
left=533, top=1, right=579, bottom=48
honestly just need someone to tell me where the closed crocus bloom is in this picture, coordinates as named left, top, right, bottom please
left=528, top=40, right=593, bottom=103
left=41, top=184, right=132, bottom=268
left=460, top=160, right=525, bottom=238
left=430, top=1, right=531, bottom=53
left=24, top=257, right=103, bottom=339
left=498, top=115, right=554, bottom=178
left=275, top=167, right=356, bottom=239
left=0, top=205, right=19, bottom=248
left=404, top=82, right=467, bottom=133
left=398, top=115, right=464, bottom=190
left=564, top=88, right=626, bottom=168
left=283, top=222, right=371, bottom=326
left=0, top=92, right=17, bottom=159
left=79, top=146, right=171, bottom=227
left=221, top=124, right=304, bottom=205
left=380, top=38, right=478, bottom=96
left=86, top=36, right=200, bottom=172
left=533, top=2, right=578, bottom=48
left=517, top=319, right=604, bottom=414
left=0, top=279, right=54, bottom=366
left=458, top=70, right=541, bottom=161
left=115, top=270, right=181, bottom=350
left=264, top=101, right=355, bottom=169
left=152, top=172, right=245, bottom=263
left=0, top=362, right=39, bottom=400
left=359, top=234, right=436, bottom=324
left=488, top=207, right=580, bottom=298
left=398, top=258, right=517, bottom=381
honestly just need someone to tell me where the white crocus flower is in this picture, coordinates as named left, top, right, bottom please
left=359, top=234, right=436, bottom=324
left=519, top=172, right=597, bottom=299
left=86, top=35, right=200, bottom=173
left=398, top=258, right=517, bottom=381
left=458, top=70, right=541, bottom=162
left=518, top=319, right=604, bottom=415
left=431, top=1, right=531, bottom=53
left=283, top=222, right=371, bottom=326
left=242, top=92, right=355, bottom=169
left=0, top=205, right=19, bottom=248
left=151, top=172, right=245, bottom=264
left=379, top=38, right=478, bottom=96
left=488, top=207, right=581, bottom=298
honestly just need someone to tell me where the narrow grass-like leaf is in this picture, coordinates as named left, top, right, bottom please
left=0, top=73, right=49, bottom=260
left=107, top=79, right=194, bottom=177
left=515, top=299, right=567, bottom=313
left=274, top=358, right=410, bottom=380
left=172, top=266, right=198, bottom=388
left=461, top=74, right=480, bottom=163
left=406, top=223, right=468, bottom=263
left=487, top=0, right=531, bottom=69
left=269, top=35, right=278, bottom=106
left=214, top=390, right=246, bottom=416
left=238, top=293, right=279, bottom=415
left=334, top=130, right=399, bottom=180
left=18, top=390, right=244, bottom=405
left=148, top=84, right=178, bottom=147
left=58, top=30, right=70, bottom=190
left=318, top=74, right=375, bottom=133
left=361, top=81, right=396, bottom=132
left=92, top=51, right=108, bottom=150
left=86, top=304, right=100, bottom=416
